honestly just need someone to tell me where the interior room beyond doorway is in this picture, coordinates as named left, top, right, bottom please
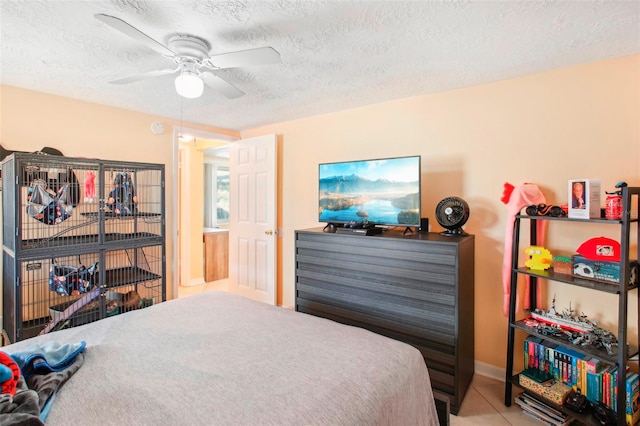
left=177, top=133, right=232, bottom=292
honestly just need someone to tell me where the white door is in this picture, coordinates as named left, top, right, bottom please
left=228, top=134, right=277, bottom=305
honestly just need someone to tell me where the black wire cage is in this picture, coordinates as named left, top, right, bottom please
left=2, top=153, right=166, bottom=343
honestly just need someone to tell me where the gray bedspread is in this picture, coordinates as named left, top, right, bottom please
left=2, top=291, right=438, bottom=425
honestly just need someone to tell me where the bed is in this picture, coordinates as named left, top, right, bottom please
left=2, top=291, right=439, bottom=425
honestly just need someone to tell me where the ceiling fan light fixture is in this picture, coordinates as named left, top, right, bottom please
left=96, top=15, right=280, bottom=100
left=175, top=70, right=204, bottom=99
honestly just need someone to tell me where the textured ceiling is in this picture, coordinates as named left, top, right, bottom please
left=1, top=1, right=639, bottom=131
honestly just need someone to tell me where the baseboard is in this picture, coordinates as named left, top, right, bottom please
left=475, top=360, right=506, bottom=382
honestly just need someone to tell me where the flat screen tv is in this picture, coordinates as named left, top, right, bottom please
left=318, top=155, right=421, bottom=227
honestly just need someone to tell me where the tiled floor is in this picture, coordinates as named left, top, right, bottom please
left=451, top=375, right=542, bottom=425
left=178, top=280, right=537, bottom=425
left=177, top=278, right=230, bottom=298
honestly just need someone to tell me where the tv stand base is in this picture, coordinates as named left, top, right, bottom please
left=322, top=223, right=344, bottom=233
left=335, top=226, right=383, bottom=236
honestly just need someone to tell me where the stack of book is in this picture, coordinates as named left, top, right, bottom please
left=515, top=393, right=575, bottom=426
left=522, top=335, right=640, bottom=424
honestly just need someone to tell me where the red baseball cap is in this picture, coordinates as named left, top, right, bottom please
left=576, top=236, right=620, bottom=262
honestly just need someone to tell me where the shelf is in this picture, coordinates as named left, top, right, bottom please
left=509, top=375, right=604, bottom=426
left=511, top=320, right=639, bottom=363
left=22, top=234, right=99, bottom=250
left=47, top=290, right=155, bottom=334
left=96, top=266, right=162, bottom=288
left=104, top=232, right=160, bottom=242
left=515, top=267, right=637, bottom=293
left=20, top=318, right=51, bottom=340
left=81, top=211, right=161, bottom=219
left=505, top=187, right=640, bottom=425
left=21, top=232, right=162, bottom=250
left=516, top=213, right=638, bottom=224
left=16, top=267, right=160, bottom=341
left=48, top=299, right=107, bottom=330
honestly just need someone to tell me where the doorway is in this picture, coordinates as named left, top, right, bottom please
left=203, top=146, right=230, bottom=284
left=172, top=126, right=237, bottom=298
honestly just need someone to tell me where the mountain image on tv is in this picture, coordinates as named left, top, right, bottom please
left=318, top=156, right=420, bottom=226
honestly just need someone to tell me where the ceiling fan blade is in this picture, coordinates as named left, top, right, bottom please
left=201, top=72, right=245, bottom=99
left=207, top=47, right=281, bottom=69
left=109, top=68, right=179, bottom=85
left=95, top=13, right=175, bottom=57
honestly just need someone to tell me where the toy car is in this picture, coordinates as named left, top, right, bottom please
left=536, top=325, right=564, bottom=337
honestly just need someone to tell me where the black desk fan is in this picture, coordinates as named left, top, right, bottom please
left=435, top=197, right=470, bottom=236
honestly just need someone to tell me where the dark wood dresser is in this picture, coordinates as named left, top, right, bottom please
left=294, top=228, right=475, bottom=414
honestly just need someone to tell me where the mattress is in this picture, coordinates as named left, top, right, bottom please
left=2, top=291, right=439, bottom=425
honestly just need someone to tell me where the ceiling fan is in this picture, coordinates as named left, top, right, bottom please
left=95, top=14, right=281, bottom=99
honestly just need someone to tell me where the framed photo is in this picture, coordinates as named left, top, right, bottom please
left=568, top=179, right=600, bottom=219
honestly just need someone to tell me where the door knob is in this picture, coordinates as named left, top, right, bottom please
left=265, top=230, right=273, bottom=236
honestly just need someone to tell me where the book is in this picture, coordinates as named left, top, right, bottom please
left=588, top=368, right=608, bottom=403
left=626, top=372, right=640, bottom=426
left=586, top=357, right=603, bottom=374
left=566, top=347, right=585, bottom=390
left=577, top=358, right=586, bottom=395
left=611, top=367, right=616, bottom=409
left=525, top=336, right=542, bottom=369
left=614, top=367, right=631, bottom=413
left=603, top=365, right=615, bottom=409
left=553, top=345, right=569, bottom=384
left=612, top=368, right=617, bottom=409
left=545, top=343, right=558, bottom=377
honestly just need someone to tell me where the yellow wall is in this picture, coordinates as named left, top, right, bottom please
left=0, top=84, right=239, bottom=300
left=184, top=146, right=205, bottom=284
left=1, top=55, right=638, bottom=372
left=241, top=55, right=640, bottom=371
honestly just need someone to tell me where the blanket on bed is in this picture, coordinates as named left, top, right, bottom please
left=1, top=342, right=85, bottom=425
left=11, top=341, right=85, bottom=379
left=0, top=377, right=42, bottom=425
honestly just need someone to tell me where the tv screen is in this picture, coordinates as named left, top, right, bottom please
left=318, top=155, right=421, bottom=227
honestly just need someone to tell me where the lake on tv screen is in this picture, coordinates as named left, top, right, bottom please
left=319, top=199, right=417, bottom=225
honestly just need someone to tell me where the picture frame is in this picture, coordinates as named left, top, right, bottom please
left=568, top=179, right=601, bottom=219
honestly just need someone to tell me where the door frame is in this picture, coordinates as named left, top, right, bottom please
left=171, top=126, right=238, bottom=298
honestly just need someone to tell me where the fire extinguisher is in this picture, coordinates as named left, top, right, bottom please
left=605, top=181, right=627, bottom=220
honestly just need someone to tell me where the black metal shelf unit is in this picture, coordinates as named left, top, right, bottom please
left=504, top=186, right=640, bottom=426
left=2, top=153, right=166, bottom=343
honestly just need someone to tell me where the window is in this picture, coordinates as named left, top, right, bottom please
left=204, top=162, right=229, bottom=228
